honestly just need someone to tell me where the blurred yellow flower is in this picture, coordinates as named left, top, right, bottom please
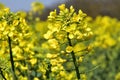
left=29, top=58, right=37, bottom=65
left=78, top=57, right=83, bottom=63
left=34, top=77, right=39, bottom=80
left=115, top=72, right=120, bottom=80
left=48, top=39, right=59, bottom=49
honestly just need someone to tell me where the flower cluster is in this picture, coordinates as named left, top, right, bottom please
left=44, top=4, right=93, bottom=79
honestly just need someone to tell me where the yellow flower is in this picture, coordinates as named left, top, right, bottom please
left=78, top=10, right=87, bottom=20
left=8, top=31, right=14, bottom=37
left=61, top=50, right=65, bottom=54
left=73, top=43, right=86, bottom=52
left=19, top=76, right=27, bottom=80
left=20, top=65, right=28, bottom=70
left=66, top=46, right=73, bottom=53
left=66, top=23, right=77, bottom=32
left=58, top=4, right=65, bottom=11
left=29, top=58, right=37, bottom=65
left=81, top=74, right=87, bottom=80
left=51, top=66, right=59, bottom=72
left=85, top=27, right=91, bottom=32
left=69, top=33, right=74, bottom=39
left=74, top=30, right=83, bottom=39
left=70, top=6, right=74, bottom=12
left=48, top=39, right=59, bottom=49
left=34, top=77, right=39, bottom=80
left=78, top=57, right=83, bottom=63
left=13, top=20, right=19, bottom=26
left=51, top=59, right=58, bottom=66
left=4, top=8, right=10, bottom=14
left=46, top=53, right=53, bottom=58
left=31, top=2, right=44, bottom=13
left=44, top=30, right=53, bottom=39
left=60, top=71, right=66, bottom=76
left=78, top=10, right=83, bottom=15
left=49, top=10, right=56, bottom=17
left=115, top=72, right=120, bottom=80
left=87, top=31, right=93, bottom=39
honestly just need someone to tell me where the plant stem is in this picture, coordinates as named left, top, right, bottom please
left=0, top=68, right=7, bottom=80
left=45, top=63, right=52, bottom=79
left=67, top=33, right=80, bottom=80
left=8, top=36, right=17, bottom=80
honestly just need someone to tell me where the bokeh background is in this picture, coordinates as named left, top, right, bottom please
left=0, top=0, right=120, bottom=20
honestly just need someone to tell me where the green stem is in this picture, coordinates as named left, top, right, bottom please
left=0, top=68, right=7, bottom=80
left=8, top=36, right=17, bottom=80
left=27, top=61, right=32, bottom=80
left=45, top=63, right=52, bottom=79
left=67, top=33, right=80, bottom=80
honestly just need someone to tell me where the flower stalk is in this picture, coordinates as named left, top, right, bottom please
left=0, top=68, right=7, bottom=80
left=8, top=36, right=17, bottom=80
left=67, top=33, right=80, bottom=80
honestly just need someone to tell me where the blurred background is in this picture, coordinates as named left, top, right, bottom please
left=0, top=0, right=120, bottom=20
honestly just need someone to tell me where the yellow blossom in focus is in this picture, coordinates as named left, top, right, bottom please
left=66, top=46, right=73, bottom=53
left=73, top=43, right=86, bottom=52
left=66, top=23, right=77, bottom=32
left=48, top=39, right=59, bottom=49
left=49, top=10, right=56, bottom=17
left=8, top=31, right=14, bottom=37
left=69, top=33, right=74, bottom=39
left=70, top=6, right=74, bottom=13
left=58, top=4, right=65, bottom=11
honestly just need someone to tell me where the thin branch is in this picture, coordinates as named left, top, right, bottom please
left=80, top=65, right=100, bottom=74
left=8, top=36, right=15, bottom=72
left=8, top=36, right=17, bottom=80
left=45, top=63, right=52, bottom=79
left=67, top=33, right=81, bottom=80
left=0, top=68, right=7, bottom=80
